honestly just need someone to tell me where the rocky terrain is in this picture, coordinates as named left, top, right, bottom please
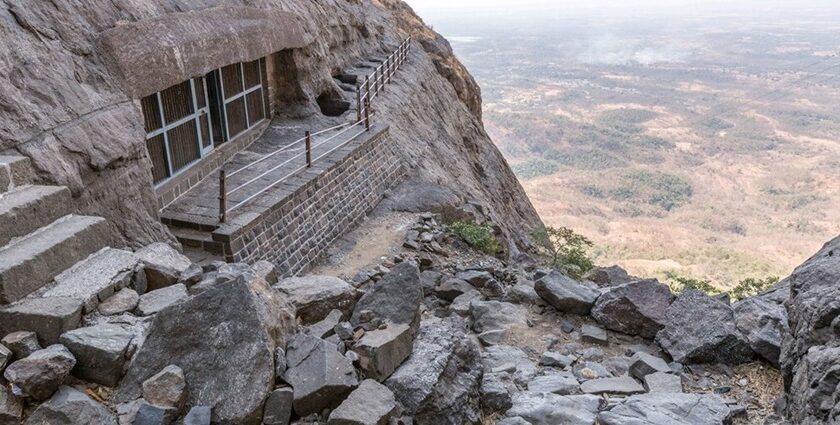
left=1, top=202, right=837, bottom=424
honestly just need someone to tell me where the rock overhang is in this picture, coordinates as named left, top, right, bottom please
left=99, top=5, right=311, bottom=99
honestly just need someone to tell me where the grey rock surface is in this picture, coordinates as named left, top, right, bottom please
left=580, top=376, right=645, bottom=395
left=506, top=392, right=603, bottom=425
left=351, top=323, right=414, bottom=382
left=351, top=263, right=423, bottom=328
left=0, top=383, right=22, bottom=424
left=275, top=275, right=359, bottom=325
left=136, top=284, right=188, bottom=316
left=534, top=271, right=599, bottom=315
left=43, top=247, right=138, bottom=313
left=327, top=379, right=397, bottom=425
left=527, top=372, right=581, bottom=395
left=1, top=331, right=41, bottom=359
left=135, top=243, right=192, bottom=291
left=583, top=266, right=635, bottom=288
left=480, top=372, right=514, bottom=412
left=628, top=352, right=671, bottom=381
left=597, top=393, right=730, bottom=425
left=262, top=387, right=293, bottom=425
left=99, top=288, right=140, bottom=316
left=306, top=309, right=343, bottom=339
left=644, top=371, right=683, bottom=393
left=4, top=344, right=76, bottom=400
left=469, top=300, right=528, bottom=334
left=733, top=285, right=789, bottom=368
left=24, top=386, right=117, bottom=425
left=580, top=324, right=608, bottom=346
left=0, top=297, right=83, bottom=345
left=591, top=279, right=674, bottom=339
left=183, top=406, right=212, bottom=425
left=142, top=365, right=187, bottom=409
left=283, top=333, right=359, bottom=416
left=59, top=323, right=134, bottom=387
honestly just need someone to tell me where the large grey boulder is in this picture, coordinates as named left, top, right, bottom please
left=580, top=376, right=645, bottom=395
left=25, top=386, right=117, bottom=425
left=583, top=266, right=635, bottom=288
left=597, top=393, right=730, bottom=425
left=59, top=323, right=135, bottom=387
left=135, top=243, right=192, bottom=291
left=506, top=392, right=603, bottom=425
left=385, top=316, right=482, bottom=425
left=283, top=333, right=359, bottom=416
left=351, top=263, right=423, bottom=329
left=351, top=323, right=414, bottom=382
left=527, top=372, right=580, bottom=395
left=628, top=352, right=671, bottom=381
left=480, top=372, right=515, bottom=411
left=274, top=275, right=359, bottom=325
left=591, top=279, right=674, bottom=339
left=0, top=297, right=83, bottom=345
left=0, top=383, right=22, bottom=424
left=655, top=290, right=754, bottom=365
left=482, top=345, right=538, bottom=386
left=117, top=271, right=295, bottom=425
left=534, top=271, right=599, bottom=315
left=327, top=379, right=398, bottom=425
left=733, top=283, right=789, bottom=368
left=135, top=284, right=188, bottom=316
left=469, top=300, right=528, bottom=335
left=4, top=344, right=76, bottom=400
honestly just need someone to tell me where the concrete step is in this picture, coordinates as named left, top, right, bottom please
left=0, top=185, right=73, bottom=247
left=168, top=226, right=224, bottom=255
left=0, top=215, right=111, bottom=305
left=0, top=156, right=34, bottom=194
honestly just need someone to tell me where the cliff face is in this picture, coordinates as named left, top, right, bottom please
left=0, top=0, right=542, bottom=253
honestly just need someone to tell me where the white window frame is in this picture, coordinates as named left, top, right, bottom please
left=219, top=59, right=266, bottom=141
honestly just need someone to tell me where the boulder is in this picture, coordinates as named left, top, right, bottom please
left=133, top=400, right=178, bottom=425
left=527, top=372, right=580, bottom=395
left=480, top=372, right=514, bottom=411
left=2, top=331, right=41, bottom=359
left=59, top=323, right=135, bottom=387
left=385, top=316, right=482, bottom=425
left=539, top=351, right=574, bottom=368
left=351, top=323, right=414, bottom=382
left=135, top=243, right=192, bottom=291
left=142, top=365, right=187, bottom=410
left=469, top=300, right=528, bottom=335
left=262, top=387, right=293, bottom=425
left=583, top=266, right=635, bottom=287
left=580, top=376, right=645, bottom=395
left=327, top=379, right=398, bottom=425
left=481, top=345, right=538, bottom=386
left=591, top=279, right=674, bottom=339
left=433, top=278, right=473, bottom=302
left=732, top=285, right=788, bottom=367
left=0, top=383, right=22, bottom=424
left=506, top=392, right=603, bottom=425
left=135, top=284, right=188, bottom=316
left=24, top=386, right=117, bottom=425
left=449, top=290, right=482, bottom=317
left=4, top=344, right=76, bottom=400
left=628, top=352, right=671, bottom=381
left=183, top=406, right=212, bottom=425
left=580, top=324, right=608, bottom=346
left=117, top=271, right=295, bottom=425
left=306, top=309, right=343, bottom=339
left=506, top=282, right=542, bottom=305
left=274, top=275, right=359, bottom=325
left=351, top=263, right=422, bottom=329
left=283, top=333, right=358, bottom=416
left=644, top=372, right=683, bottom=393
left=455, top=270, right=493, bottom=288
left=99, top=288, right=140, bottom=316
left=0, top=297, right=83, bottom=345
left=597, top=393, right=730, bottom=425
left=534, top=271, right=599, bottom=315
left=655, top=290, right=754, bottom=365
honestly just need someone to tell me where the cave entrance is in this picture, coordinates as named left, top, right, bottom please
left=316, top=90, right=351, bottom=117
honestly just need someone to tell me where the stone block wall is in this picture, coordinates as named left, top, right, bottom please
left=214, top=126, right=403, bottom=276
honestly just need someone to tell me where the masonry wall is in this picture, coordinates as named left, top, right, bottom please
left=215, top=126, right=404, bottom=276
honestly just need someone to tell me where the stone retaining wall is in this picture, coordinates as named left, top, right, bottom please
left=214, top=125, right=403, bottom=276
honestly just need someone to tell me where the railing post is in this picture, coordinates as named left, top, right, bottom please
left=356, top=82, right=362, bottom=122
left=218, top=168, right=227, bottom=223
left=365, top=75, right=372, bottom=113
left=364, top=98, right=371, bottom=131
left=305, top=130, right=312, bottom=168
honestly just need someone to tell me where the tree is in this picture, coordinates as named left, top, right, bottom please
left=531, top=226, right=594, bottom=279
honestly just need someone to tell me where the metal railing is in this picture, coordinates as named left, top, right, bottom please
left=218, top=37, right=411, bottom=223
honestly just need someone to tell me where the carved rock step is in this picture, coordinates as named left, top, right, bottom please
left=0, top=215, right=111, bottom=304
left=0, top=185, right=72, bottom=247
left=0, top=156, right=33, bottom=194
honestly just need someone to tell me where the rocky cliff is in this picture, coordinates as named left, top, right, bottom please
left=0, top=0, right=541, bottom=253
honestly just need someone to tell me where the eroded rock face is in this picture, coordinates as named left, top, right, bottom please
left=591, top=279, right=674, bottom=339
left=780, top=236, right=840, bottom=424
left=117, top=271, right=295, bottom=425
left=656, top=290, right=754, bottom=365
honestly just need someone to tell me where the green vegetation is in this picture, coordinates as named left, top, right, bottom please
left=665, top=272, right=721, bottom=295
left=449, top=221, right=501, bottom=255
left=544, top=148, right=626, bottom=170
left=531, top=226, right=594, bottom=279
left=598, top=108, right=659, bottom=124
left=511, top=159, right=560, bottom=179
left=729, top=276, right=780, bottom=301
left=580, top=170, right=693, bottom=213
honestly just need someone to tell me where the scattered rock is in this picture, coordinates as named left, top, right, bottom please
left=0, top=297, right=83, bottom=345
left=262, top=387, right=293, bottom=425
left=4, top=344, right=76, bottom=400
left=628, top=352, right=671, bottom=381
left=583, top=266, right=634, bottom=288
left=469, top=300, right=528, bottom=335
left=133, top=400, right=178, bottom=425
left=352, top=323, right=414, bottom=382
left=480, top=372, right=514, bottom=412
left=643, top=372, right=683, bottom=393
left=274, top=275, right=359, bottom=325
left=597, top=393, right=730, bottom=424
left=449, top=290, right=482, bottom=317
left=573, top=361, right=612, bottom=381
left=433, top=278, right=473, bottom=302
left=455, top=270, right=493, bottom=288
left=2, top=331, right=42, bottom=359
left=135, top=243, right=192, bottom=291
left=99, top=288, right=140, bottom=316
left=506, top=283, right=541, bottom=305
left=591, top=279, right=674, bottom=339
left=117, top=272, right=295, bottom=425
left=142, top=365, right=187, bottom=410
left=135, top=284, right=188, bottom=316
left=656, top=290, right=754, bottom=365
left=351, top=263, right=422, bottom=328
left=327, top=379, right=398, bottom=425
left=534, top=271, right=599, bottom=315
left=482, top=345, right=538, bottom=386
left=539, top=351, right=573, bottom=368
left=306, top=309, right=343, bottom=339
left=580, top=324, right=608, bottom=346
left=527, top=372, right=580, bottom=395
left=580, top=376, right=645, bottom=395
left=59, top=324, right=135, bottom=387
left=284, top=333, right=359, bottom=416
left=24, top=386, right=116, bottom=425
left=506, top=392, right=603, bottom=425
left=561, top=321, right=575, bottom=334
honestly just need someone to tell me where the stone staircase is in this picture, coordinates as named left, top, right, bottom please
left=0, top=156, right=111, bottom=305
